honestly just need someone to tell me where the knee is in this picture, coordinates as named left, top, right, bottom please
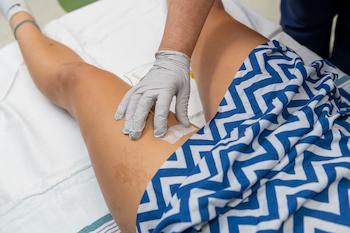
left=54, top=62, right=94, bottom=109
left=57, top=62, right=91, bottom=91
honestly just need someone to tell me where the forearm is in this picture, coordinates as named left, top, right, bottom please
left=160, top=0, right=215, bottom=57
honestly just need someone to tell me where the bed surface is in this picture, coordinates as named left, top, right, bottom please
left=0, top=0, right=346, bottom=232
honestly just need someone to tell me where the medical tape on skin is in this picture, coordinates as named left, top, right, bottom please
left=160, top=124, right=197, bottom=144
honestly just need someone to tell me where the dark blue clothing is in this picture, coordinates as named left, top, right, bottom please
left=281, top=0, right=350, bottom=74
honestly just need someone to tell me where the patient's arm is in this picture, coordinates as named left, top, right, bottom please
left=9, top=1, right=266, bottom=232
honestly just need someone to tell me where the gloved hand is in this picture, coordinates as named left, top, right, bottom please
left=115, top=50, right=191, bottom=140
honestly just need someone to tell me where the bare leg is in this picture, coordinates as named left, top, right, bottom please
left=192, top=0, right=268, bottom=120
left=10, top=12, right=193, bottom=233
left=10, top=13, right=84, bottom=110
left=10, top=1, right=267, bottom=232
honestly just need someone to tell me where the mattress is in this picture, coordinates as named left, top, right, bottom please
left=0, top=0, right=346, bottom=232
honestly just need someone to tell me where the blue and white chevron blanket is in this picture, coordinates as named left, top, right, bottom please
left=136, top=40, right=350, bottom=233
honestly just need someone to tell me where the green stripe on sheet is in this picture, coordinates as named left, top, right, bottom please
left=78, top=214, right=113, bottom=233
left=336, top=75, right=350, bottom=87
left=58, top=0, right=97, bottom=12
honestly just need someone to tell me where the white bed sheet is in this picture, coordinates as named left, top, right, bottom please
left=0, top=0, right=345, bottom=232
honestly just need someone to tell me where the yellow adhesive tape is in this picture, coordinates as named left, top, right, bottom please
left=190, top=69, right=194, bottom=79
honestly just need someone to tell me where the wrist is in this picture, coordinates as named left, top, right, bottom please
left=155, top=50, right=191, bottom=70
left=158, top=46, right=192, bottom=58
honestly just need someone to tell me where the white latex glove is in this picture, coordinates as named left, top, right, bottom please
left=115, top=50, right=191, bottom=140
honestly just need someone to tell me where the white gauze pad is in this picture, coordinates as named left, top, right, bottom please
left=161, top=124, right=197, bottom=144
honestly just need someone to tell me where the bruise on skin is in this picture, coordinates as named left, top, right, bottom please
left=113, top=163, right=149, bottom=188
left=112, top=146, right=151, bottom=192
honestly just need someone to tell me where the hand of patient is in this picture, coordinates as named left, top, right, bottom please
left=115, top=50, right=191, bottom=140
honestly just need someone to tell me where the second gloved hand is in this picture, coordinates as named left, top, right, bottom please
left=115, top=50, right=191, bottom=140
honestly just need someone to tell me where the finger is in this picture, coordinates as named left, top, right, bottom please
left=175, top=84, right=190, bottom=127
left=129, top=94, right=155, bottom=140
left=123, top=93, right=142, bottom=135
left=115, top=86, right=136, bottom=120
left=154, top=93, right=173, bottom=138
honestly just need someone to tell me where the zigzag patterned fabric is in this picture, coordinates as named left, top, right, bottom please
left=136, top=40, right=350, bottom=233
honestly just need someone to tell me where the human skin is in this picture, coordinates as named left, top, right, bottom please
left=159, top=0, right=215, bottom=57
left=9, top=1, right=266, bottom=232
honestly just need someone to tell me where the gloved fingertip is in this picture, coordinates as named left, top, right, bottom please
left=154, top=129, right=167, bottom=138
left=183, top=121, right=191, bottom=128
left=176, top=110, right=190, bottom=128
left=129, top=131, right=142, bottom=140
left=154, top=120, right=167, bottom=138
left=122, top=127, right=130, bottom=135
left=179, top=117, right=191, bottom=128
left=114, top=112, right=123, bottom=120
